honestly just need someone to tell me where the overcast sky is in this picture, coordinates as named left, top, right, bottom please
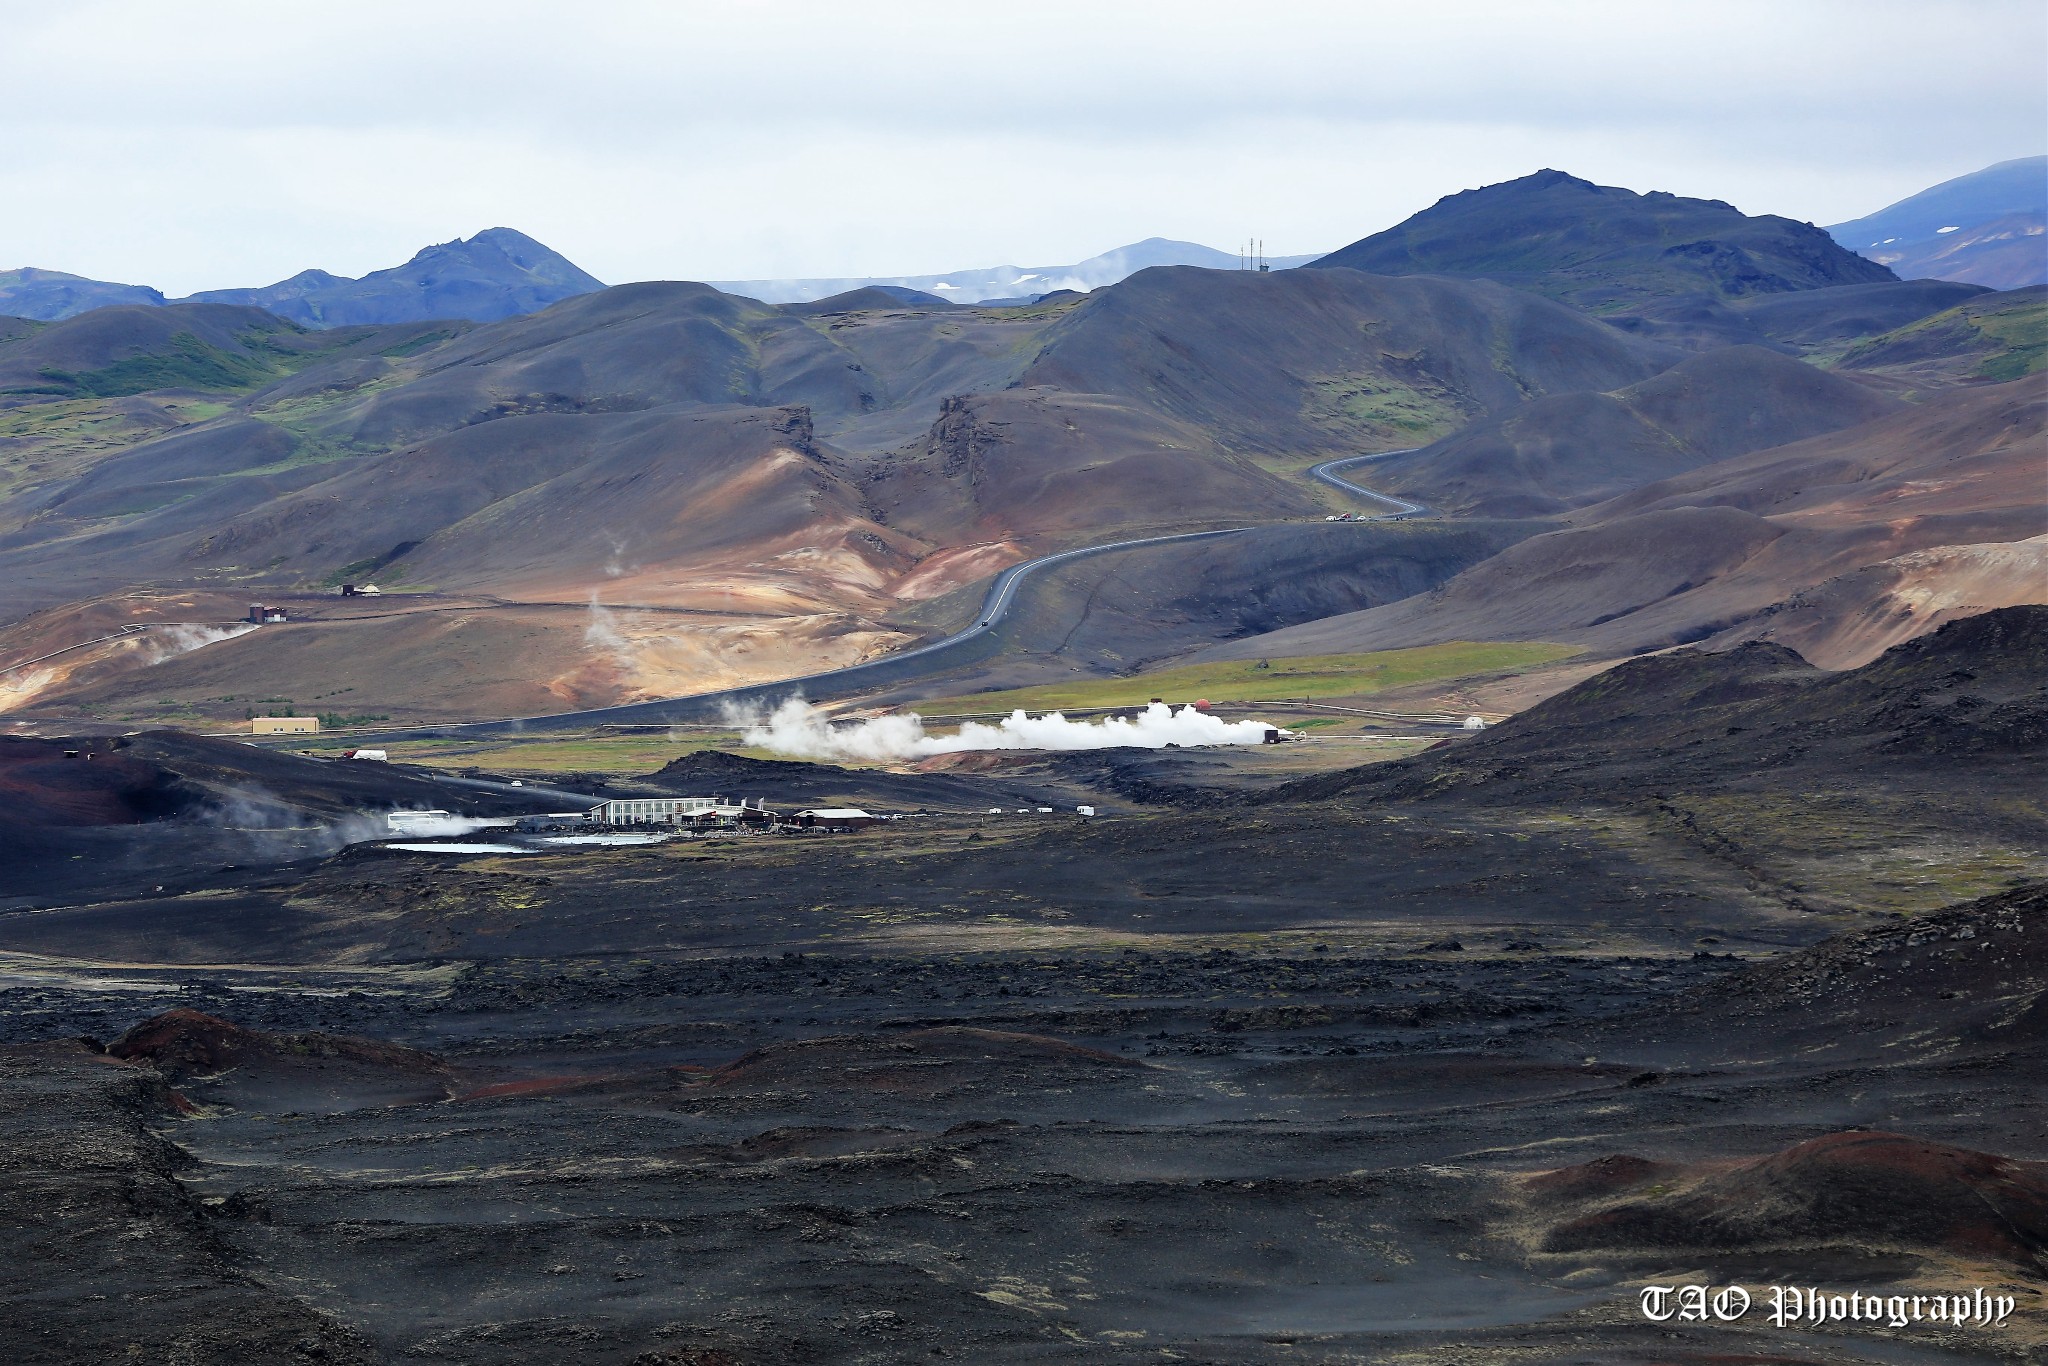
left=5, top=0, right=2043, bottom=294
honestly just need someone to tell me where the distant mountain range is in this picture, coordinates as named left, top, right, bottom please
left=0, top=268, right=168, bottom=318
left=1828, top=156, right=2047, bottom=291
left=187, top=228, right=605, bottom=327
left=707, top=238, right=1322, bottom=305
left=3, top=160, right=2038, bottom=331
left=0, top=229, right=604, bottom=326
left=0, top=234, right=1316, bottom=324
left=1306, top=169, right=1895, bottom=308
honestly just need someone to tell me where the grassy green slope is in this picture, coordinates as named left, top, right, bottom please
left=914, top=641, right=1583, bottom=715
left=1836, top=287, right=2047, bottom=383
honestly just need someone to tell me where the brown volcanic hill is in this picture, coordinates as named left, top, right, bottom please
left=1587, top=375, right=2044, bottom=530
left=275, top=279, right=1063, bottom=459
left=108, top=1009, right=453, bottom=1111
left=1014, top=264, right=1669, bottom=453
left=1699, top=536, right=2048, bottom=668
left=1524, top=1131, right=2048, bottom=1277
left=0, top=729, right=544, bottom=834
left=1601, top=278, right=1988, bottom=355
left=1194, top=502, right=1805, bottom=661
left=28, top=415, right=300, bottom=523
left=109, top=1008, right=445, bottom=1084
left=0, top=268, right=1660, bottom=567
left=1527, top=883, right=2048, bottom=1276
left=0, top=301, right=361, bottom=399
left=1307, top=169, right=1895, bottom=310
left=867, top=519, right=1542, bottom=701
left=0, top=729, right=558, bottom=906
left=1652, top=881, right=2047, bottom=1061
left=175, top=405, right=910, bottom=607
left=781, top=286, right=959, bottom=315
left=1275, top=605, right=2048, bottom=811
left=95, top=729, right=548, bottom=817
left=1835, top=284, right=2048, bottom=390
left=0, top=282, right=1079, bottom=616
left=1254, top=616, right=2045, bottom=913
left=0, top=259, right=1839, bottom=726
left=1196, top=380, right=2044, bottom=664
left=0, top=403, right=913, bottom=617
left=1734, top=278, right=1993, bottom=347
left=6, top=272, right=1463, bottom=719
left=3, top=285, right=1396, bottom=720
left=288, top=281, right=875, bottom=450
left=0, top=733, right=200, bottom=828
left=874, top=387, right=1320, bottom=545
left=1371, top=345, right=1903, bottom=517
left=0, top=281, right=1023, bottom=627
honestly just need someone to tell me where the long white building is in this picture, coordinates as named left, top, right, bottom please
left=586, top=796, right=773, bottom=826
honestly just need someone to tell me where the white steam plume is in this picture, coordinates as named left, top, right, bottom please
left=146, top=622, right=257, bottom=664
left=731, top=697, right=1284, bottom=762
left=599, top=531, right=633, bottom=579
left=194, top=786, right=504, bottom=862
left=380, top=811, right=492, bottom=837
left=584, top=594, right=635, bottom=669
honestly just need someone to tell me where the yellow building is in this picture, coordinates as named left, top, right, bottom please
left=251, top=716, right=318, bottom=734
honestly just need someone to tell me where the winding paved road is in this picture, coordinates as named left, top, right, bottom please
left=376, top=451, right=1427, bottom=736
left=1306, top=449, right=1426, bottom=516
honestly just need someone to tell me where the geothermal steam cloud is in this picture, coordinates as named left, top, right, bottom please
left=146, top=622, right=257, bottom=665
left=382, top=811, right=493, bottom=838
left=735, top=697, right=1284, bottom=762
